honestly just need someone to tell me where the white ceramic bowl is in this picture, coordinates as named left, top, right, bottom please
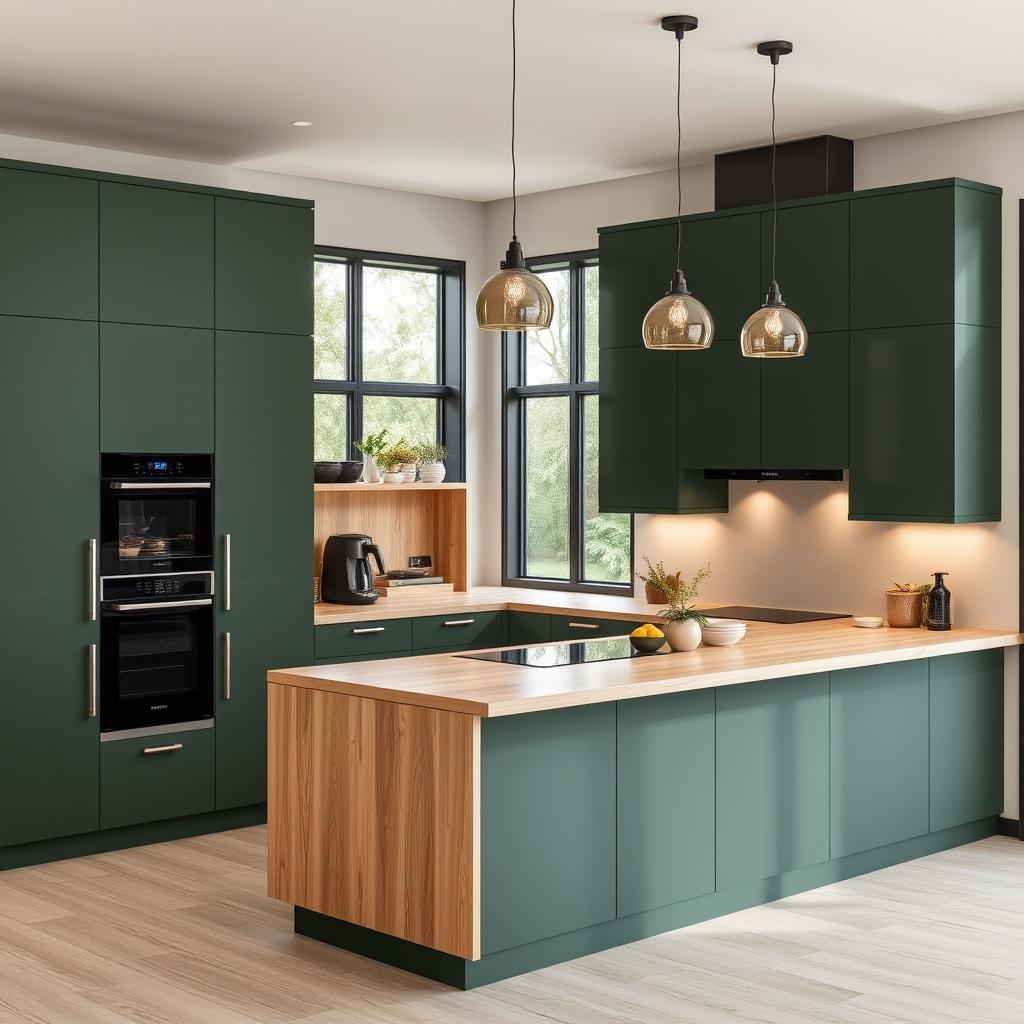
left=701, top=620, right=747, bottom=646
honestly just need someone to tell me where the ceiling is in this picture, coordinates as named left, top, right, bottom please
left=3, top=0, right=1024, bottom=201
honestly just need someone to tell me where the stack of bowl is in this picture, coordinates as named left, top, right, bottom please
left=700, top=618, right=747, bottom=647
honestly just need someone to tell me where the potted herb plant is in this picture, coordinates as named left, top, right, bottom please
left=383, top=439, right=419, bottom=483
left=636, top=555, right=682, bottom=604
left=659, top=563, right=711, bottom=652
left=354, top=429, right=389, bottom=484
left=416, top=441, right=448, bottom=484
left=885, top=581, right=931, bottom=628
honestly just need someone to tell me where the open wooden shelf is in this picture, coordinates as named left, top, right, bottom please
left=314, top=482, right=468, bottom=493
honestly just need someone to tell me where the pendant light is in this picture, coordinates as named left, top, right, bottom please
left=642, top=15, right=713, bottom=351
left=740, top=41, right=808, bottom=358
left=476, top=0, right=553, bottom=331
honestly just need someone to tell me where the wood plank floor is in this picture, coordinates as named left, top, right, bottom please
left=0, top=829, right=1021, bottom=1023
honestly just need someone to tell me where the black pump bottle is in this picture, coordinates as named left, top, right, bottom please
left=926, top=572, right=951, bottom=631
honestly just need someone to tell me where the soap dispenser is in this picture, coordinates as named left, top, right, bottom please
left=926, top=572, right=951, bottom=631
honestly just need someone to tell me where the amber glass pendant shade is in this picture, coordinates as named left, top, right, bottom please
left=642, top=269, right=714, bottom=350
left=740, top=281, right=808, bottom=358
left=476, top=240, right=553, bottom=331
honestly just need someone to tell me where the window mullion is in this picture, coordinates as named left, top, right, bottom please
left=350, top=259, right=363, bottom=454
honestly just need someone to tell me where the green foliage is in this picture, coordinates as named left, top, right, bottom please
left=379, top=439, right=417, bottom=471
left=583, top=514, right=632, bottom=582
left=415, top=441, right=448, bottom=464
left=635, top=555, right=681, bottom=601
left=659, top=563, right=712, bottom=624
left=354, top=428, right=389, bottom=461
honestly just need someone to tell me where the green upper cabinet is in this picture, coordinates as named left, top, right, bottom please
left=0, top=168, right=97, bottom=320
left=851, top=181, right=1000, bottom=330
left=0, top=316, right=99, bottom=848
left=215, top=330, right=313, bottom=809
left=215, top=198, right=313, bottom=335
left=850, top=324, right=1000, bottom=522
left=100, top=183, right=214, bottom=328
left=100, top=324, right=214, bottom=452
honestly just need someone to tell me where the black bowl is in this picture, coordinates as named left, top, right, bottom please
left=338, top=460, right=364, bottom=483
left=314, top=461, right=342, bottom=483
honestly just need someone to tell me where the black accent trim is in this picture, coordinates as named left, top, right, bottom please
left=660, top=14, right=699, bottom=38
left=704, top=468, right=844, bottom=482
left=997, top=816, right=1021, bottom=839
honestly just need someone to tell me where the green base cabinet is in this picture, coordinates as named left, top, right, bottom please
left=617, top=690, right=715, bottom=916
left=506, top=611, right=552, bottom=647
left=830, top=661, right=929, bottom=858
left=716, top=674, right=830, bottom=889
left=929, top=649, right=1004, bottom=831
left=549, top=615, right=643, bottom=642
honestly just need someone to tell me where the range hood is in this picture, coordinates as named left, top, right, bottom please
left=704, top=468, right=844, bottom=482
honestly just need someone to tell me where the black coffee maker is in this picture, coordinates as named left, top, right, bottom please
left=320, top=533, right=386, bottom=605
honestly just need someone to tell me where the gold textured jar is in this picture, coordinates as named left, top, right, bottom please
left=885, top=589, right=924, bottom=628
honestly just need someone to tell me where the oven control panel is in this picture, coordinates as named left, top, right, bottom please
left=101, top=452, right=213, bottom=481
left=100, top=571, right=214, bottom=604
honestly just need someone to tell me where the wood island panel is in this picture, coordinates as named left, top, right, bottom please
left=266, top=682, right=480, bottom=958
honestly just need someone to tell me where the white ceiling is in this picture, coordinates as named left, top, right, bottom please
left=3, top=0, right=1024, bottom=201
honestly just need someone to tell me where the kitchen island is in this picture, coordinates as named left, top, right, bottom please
left=267, top=617, right=1020, bottom=988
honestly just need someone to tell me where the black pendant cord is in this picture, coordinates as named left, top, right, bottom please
left=674, top=34, right=683, bottom=272
left=511, top=0, right=518, bottom=242
left=770, top=59, right=778, bottom=285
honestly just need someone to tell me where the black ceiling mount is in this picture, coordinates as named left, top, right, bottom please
left=756, top=40, right=794, bottom=64
left=661, top=14, right=699, bottom=39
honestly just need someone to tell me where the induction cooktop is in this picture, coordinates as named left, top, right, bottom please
left=707, top=606, right=850, bottom=623
left=459, top=636, right=665, bottom=668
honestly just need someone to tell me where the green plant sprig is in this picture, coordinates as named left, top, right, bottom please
left=415, top=441, right=448, bottom=464
left=636, top=555, right=681, bottom=602
left=659, top=563, right=711, bottom=625
left=354, top=428, right=389, bottom=461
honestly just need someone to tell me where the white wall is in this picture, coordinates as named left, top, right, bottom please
left=0, top=131, right=500, bottom=587
left=484, top=111, right=1022, bottom=819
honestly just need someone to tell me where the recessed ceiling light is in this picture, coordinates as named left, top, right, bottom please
left=291, top=120, right=313, bottom=127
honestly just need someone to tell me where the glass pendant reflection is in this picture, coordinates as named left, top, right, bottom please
left=642, top=269, right=714, bottom=350
left=739, top=281, right=807, bottom=358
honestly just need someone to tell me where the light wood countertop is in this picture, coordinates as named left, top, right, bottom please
left=273, top=616, right=1022, bottom=718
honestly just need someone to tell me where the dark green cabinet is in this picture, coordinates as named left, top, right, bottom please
left=850, top=324, right=1000, bottom=522
left=315, top=617, right=412, bottom=661
left=0, top=317, right=99, bottom=848
left=100, top=324, right=214, bottom=452
left=830, top=661, right=929, bottom=858
left=716, top=673, right=830, bottom=889
left=929, top=650, right=1004, bottom=831
left=0, top=168, right=98, bottom=320
left=100, top=727, right=215, bottom=830
left=215, top=199, right=313, bottom=336
left=215, top=331, right=312, bottom=809
left=616, top=689, right=715, bottom=916
left=100, top=183, right=214, bottom=327
left=481, top=704, right=616, bottom=954
left=412, top=611, right=504, bottom=652
left=506, top=611, right=552, bottom=646
left=549, top=614, right=641, bottom=642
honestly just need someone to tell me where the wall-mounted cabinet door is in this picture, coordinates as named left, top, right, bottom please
left=100, top=324, right=214, bottom=452
left=760, top=201, right=849, bottom=334
left=0, top=316, right=99, bottom=848
left=0, top=168, right=98, bottom=320
left=215, top=199, right=313, bottom=336
left=761, top=331, right=849, bottom=469
left=215, top=330, right=313, bottom=809
left=100, top=183, right=214, bottom=328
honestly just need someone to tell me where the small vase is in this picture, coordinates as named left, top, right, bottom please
left=400, top=463, right=418, bottom=484
left=885, top=590, right=923, bottom=628
left=419, top=461, right=446, bottom=484
left=382, top=470, right=405, bottom=484
left=664, top=618, right=701, bottom=652
left=361, top=457, right=381, bottom=484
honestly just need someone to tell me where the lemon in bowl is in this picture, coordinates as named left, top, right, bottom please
left=629, top=623, right=665, bottom=654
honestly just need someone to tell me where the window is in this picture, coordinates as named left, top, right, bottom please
left=503, top=253, right=633, bottom=593
left=313, top=246, right=465, bottom=476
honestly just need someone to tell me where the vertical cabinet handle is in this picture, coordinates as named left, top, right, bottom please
left=223, top=632, right=231, bottom=700
left=86, top=644, right=97, bottom=718
left=223, top=534, right=231, bottom=612
left=87, top=538, right=97, bottom=622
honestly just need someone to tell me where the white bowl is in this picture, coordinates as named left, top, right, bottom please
left=701, top=621, right=746, bottom=646
left=853, top=615, right=884, bottom=629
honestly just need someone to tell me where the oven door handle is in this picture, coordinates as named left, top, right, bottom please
left=109, top=598, right=214, bottom=611
left=108, top=481, right=212, bottom=490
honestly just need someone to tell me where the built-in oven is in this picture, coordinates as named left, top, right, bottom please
left=99, top=570, right=215, bottom=736
left=100, top=453, right=213, bottom=577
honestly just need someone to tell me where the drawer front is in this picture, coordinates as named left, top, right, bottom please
left=412, top=611, right=505, bottom=652
left=549, top=615, right=644, bottom=642
left=100, top=727, right=214, bottom=830
left=314, top=651, right=409, bottom=666
left=314, top=618, right=412, bottom=660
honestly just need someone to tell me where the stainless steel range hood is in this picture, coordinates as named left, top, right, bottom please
left=703, top=468, right=844, bottom=482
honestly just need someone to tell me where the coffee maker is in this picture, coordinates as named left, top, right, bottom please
left=320, top=533, right=386, bottom=605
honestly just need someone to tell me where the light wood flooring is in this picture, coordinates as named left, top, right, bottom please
left=0, top=828, right=1021, bottom=1023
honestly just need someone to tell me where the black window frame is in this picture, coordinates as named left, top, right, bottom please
left=313, top=244, right=466, bottom=480
left=502, top=249, right=634, bottom=595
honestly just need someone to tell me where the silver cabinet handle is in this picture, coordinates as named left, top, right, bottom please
left=109, top=481, right=211, bottom=490
left=223, top=632, right=231, bottom=700
left=143, top=743, right=183, bottom=755
left=223, top=534, right=231, bottom=611
left=87, top=538, right=97, bottom=622
left=87, top=644, right=97, bottom=718
left=443, top=619, right=476, bottom=627
left=568, top=622, right=600, bottom=630
left=110, top=598, right=213, bottom=612
left=352, top=627, right=386, bottom=635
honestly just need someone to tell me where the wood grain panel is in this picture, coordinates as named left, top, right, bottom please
left=266, top=683, right=480, bottom=958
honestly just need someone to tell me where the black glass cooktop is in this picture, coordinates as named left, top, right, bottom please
left=708, top=606, right=850, bottom=623
left=459, top=636, right=666, bottom=668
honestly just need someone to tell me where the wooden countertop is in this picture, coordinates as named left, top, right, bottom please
left=272, top=617, right=1022, bottom=718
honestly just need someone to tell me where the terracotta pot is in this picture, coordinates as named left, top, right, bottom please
left=664, top=618, right=702, bottom=652
left=885, top=589, right=924, bottom=628
left=644, top=573, right=680, bottom=605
